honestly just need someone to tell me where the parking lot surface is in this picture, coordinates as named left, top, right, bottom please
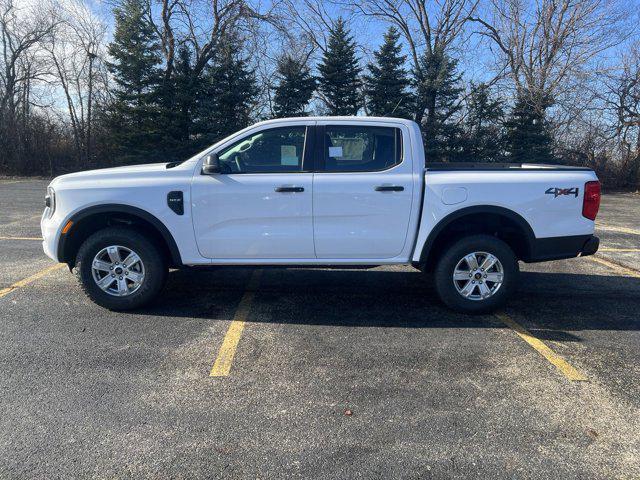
left=0, top=178, right=639, bottom=479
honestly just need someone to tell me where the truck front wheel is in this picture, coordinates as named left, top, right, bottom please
left=75, top=227, right=168, bottom=310
left=434, top=234, right=519, bottom=314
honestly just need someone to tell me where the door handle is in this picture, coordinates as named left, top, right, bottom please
left=275, top=186, right=304, bottom=193
left=375, top=185, right=404, bottom=192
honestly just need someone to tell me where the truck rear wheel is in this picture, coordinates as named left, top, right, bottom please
left=75, top=227, right=167, bottom=310
left=434, top=234, right=519, bottom=314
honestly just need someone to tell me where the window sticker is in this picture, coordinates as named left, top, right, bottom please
left=328, top=146, right=343, bottom=158
left=281, top=145, right=298, bottom=165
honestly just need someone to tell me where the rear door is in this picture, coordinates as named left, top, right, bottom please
left=312, top=122, right=414, bottom=259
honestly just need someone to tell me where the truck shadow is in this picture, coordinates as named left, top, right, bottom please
left=139, top=267, right=640, bottom=335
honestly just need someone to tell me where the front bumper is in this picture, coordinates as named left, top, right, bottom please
left=527, top=234, right=599, bottom=263
left=41, top=211, right=62, bottom=262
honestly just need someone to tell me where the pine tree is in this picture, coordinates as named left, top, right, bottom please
left=317, top=18, right=361, bottom=115
left=272, top=55, right=316, bottom=118
left=159, top=45, right=200, bottom=158
left=196, top=36, right=258, bottom=142
left=416, top=48, right=464, bottom=162
left=461, top=83, right=505, bottom=162
left=106, top=0, right=163, bottom=164
left=504, top=95, right=554, bottom=163
left=363, top=27, right=413, bottom=119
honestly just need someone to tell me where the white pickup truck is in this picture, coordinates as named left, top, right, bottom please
left=41, top=117, right=601, bottom=313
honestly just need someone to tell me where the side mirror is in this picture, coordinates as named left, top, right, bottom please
left=201, top=153, right=220, bottom=175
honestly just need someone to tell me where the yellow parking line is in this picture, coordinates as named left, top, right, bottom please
left=589, top=256, right=640, bottom=278
left=0, top=263, right=66, bottom=298
left=210, top=269, right=262, bottom=377
left=0, top=236, right=43, bottom=241
left=596, top=224, right=640, bottom=235
left=598, top=248, right=640, bottom=252
left=495, top=313, right=588, bottom=382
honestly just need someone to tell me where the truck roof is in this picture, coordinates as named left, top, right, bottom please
left=251, top=116, right=419, bottom=128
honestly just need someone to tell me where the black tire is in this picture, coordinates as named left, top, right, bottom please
left=75, top=227, right=167, bottom=310
left=434, top=234, right=519, bottom=314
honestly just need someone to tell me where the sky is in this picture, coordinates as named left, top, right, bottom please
left=11, top=0, right=640, bottom=121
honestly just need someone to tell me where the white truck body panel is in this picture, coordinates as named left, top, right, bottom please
left=41, top=116, right=599, bottom=268
left=411, top=169, right=597, bottom=262
left=191, top=172, right=315, bottom=258
left=312, top=120, right=418, bottom=259
left=42, top=162, right=204, bottom=265
left=190, top=119, right=316, bottom=259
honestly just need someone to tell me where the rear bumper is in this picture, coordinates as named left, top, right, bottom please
left=527, top=234, right=599, bottom=263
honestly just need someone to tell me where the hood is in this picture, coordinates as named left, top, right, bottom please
left=50, top=163, right=170, bottom=187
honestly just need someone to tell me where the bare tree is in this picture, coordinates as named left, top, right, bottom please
left=599, top=44, right=640, bottom=186
left=0, top=0, right=58, bottom=172
left=471, top=0, right=630, bottom=115
left=144, top=0, right=280, bottom=79
left=282, top=0, right=339, bottom=54
left=46, top=0, right=107, bottom=167
left=606, top=45, right=640, bottom=141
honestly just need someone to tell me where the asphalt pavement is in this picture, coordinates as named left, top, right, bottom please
left=0, top=178, right=638, bottom=479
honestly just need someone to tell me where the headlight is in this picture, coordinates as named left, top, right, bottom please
left=45, top=186, right=55, bottom=218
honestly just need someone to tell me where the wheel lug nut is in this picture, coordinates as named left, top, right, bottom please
left=484, top=274, right=487, bottom=278
left=472, top=281, right=475, bottom=284
left=111, top=274, right=115, bottom=277
left=125, top=271, right=129, bottom=275
left=119, top=276, right=123, bottom=280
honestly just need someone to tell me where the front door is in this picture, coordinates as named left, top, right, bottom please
left=312, top=122, right=414, bottom=259
left=191, top=124, right=315, bottom=259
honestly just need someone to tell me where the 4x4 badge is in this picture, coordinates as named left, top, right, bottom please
left=545, top=187, right=579, bottom=198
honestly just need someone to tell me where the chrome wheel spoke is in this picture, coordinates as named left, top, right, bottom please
left=477, top=282, right=491, bottom=298
left=116, top=277, right=128, bottom=295
left=479, top=254, right=498, bottom=271
left=484, top=272, right=503, bottom=283
left=126, top=270, right=143, bottom=284
left=107, top=246, right=121, bottom=264
left=122, top=252, right=141, bottom=268
left=96, top=275, right=115, bottom=290
left=92, top=259, right=112, bottom=272
left=453, top=269, right=471, bottom=281
left=464, top=253, right=479, bottom=270
left=459, top=280, right=476, bottom=298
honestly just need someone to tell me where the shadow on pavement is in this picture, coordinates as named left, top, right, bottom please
left=127, top=268, right=640, bottom=335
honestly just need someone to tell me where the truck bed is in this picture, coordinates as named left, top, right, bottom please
left=425, top=162, right=593, bottom=172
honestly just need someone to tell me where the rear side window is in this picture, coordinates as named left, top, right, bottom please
left=320, top=125, right=402, bottom=172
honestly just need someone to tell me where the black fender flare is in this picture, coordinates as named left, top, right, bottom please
left=58, top=204, right=183, bottom=266
left=418, top=205, right=536, bottom=263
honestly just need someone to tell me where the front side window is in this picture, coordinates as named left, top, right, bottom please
left=321, top=126, right=402, bottom=172
left=218, top=126, right=307, bottom=173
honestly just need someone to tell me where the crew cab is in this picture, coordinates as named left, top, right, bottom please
left=41, top=117, right=601, bottom=313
